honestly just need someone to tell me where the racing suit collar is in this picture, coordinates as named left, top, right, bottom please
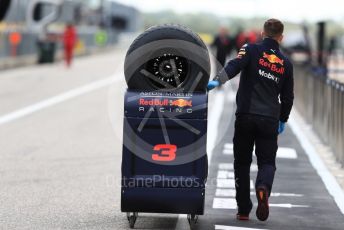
left=263, top=38, right=280, bottom=50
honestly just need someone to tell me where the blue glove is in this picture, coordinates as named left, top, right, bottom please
left=278, top=121, right=285, bottom=134
left=207, top=80, right=220, bottom=90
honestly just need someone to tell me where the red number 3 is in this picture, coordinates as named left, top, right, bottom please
left=152, top=144, right=177, bottom=162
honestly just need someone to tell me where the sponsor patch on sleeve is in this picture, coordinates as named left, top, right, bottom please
left=237, top=44, right=248, bottom=58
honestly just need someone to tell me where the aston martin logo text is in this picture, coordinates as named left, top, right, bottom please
left=258, top=69, right=279, bottom=83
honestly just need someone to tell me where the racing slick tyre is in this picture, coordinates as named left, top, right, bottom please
left=0, top=0, right=11, bottom=21
left=124, top=24, right=210, bottom=92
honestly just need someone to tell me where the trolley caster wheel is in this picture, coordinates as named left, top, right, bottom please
left=126, top=212, right=138, bottom=228
left=187, top=214, right=198, bottom=229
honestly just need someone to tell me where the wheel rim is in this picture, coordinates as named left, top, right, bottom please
left=145, top=53, right=189, bottom=89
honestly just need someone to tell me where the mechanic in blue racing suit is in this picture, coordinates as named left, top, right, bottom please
left=208, top=19, right=294, bottom=221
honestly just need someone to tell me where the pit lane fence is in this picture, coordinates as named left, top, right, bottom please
left=294, top=65, right=344, bottom=166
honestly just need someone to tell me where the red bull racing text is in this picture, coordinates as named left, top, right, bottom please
left=138, top=98, right=193, bottom=113
left=259, top=52, right=285, bottom=74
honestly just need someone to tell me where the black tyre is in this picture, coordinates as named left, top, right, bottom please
left=124, top=24, right=210, bottom=92
left=0, top=0, right=11, bottom=21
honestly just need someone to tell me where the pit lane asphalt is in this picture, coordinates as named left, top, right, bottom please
left=196, top=81, right=344, bottom=230
left=0, top=48, right=343, bottom=230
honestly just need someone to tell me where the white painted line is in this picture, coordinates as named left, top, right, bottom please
left=250, top=180, right=254, bottom=189
left=224, top=143, right=233, bottom=149
left=217, top=170, right=234, bottom=179
left=270, top=192, right=303, bottom=197
left=0, top=73, right=121, bottom=125
left=277, top=147, right=298, bottom=159
left=215, top=225, right=267, bottom=230
left=174, top=214, right=190, bottom=230
left=250, top=192, right=303, bottom=197
left=217, top=179, right=235, bottom=188
left=207, top=90, right=225, bottom=162
left=226, top=88, right=236, bottom=103
left=223, top=149, right=234, bottom=155
left=216, top=189, right=236, bottom=197
left=216, top=189, right=304, bottom=198
left=218, top=162, right=255, bottom=171
left=223, top=143, right=233, bottom=155
left=251, top=165, right=258, bottom=172
left=218, top=163, right=233, bottom=170
left=216, top=179, right=253, bottom=189
left=177, top=90, right=225, bottom=229
left=213, top=198, right=237, bottom=209
left=223, top=143, right=297, bottom=159
left=268, top=203, right=309, bottom=208
left=289, top=111, right=344, bottom=215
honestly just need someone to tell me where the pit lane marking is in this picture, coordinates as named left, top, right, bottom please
left=217, top=170, right=234, bottom=179
left=0, top=73, right=122, bottom=125
left=213, top=197, right=309, bottom=210
left=213, top=198, right=236, bottom=209
left=223, top=143, right=298, bottom=159
left=289, top=112, right=344, bottom=214
left=216, top=179, right=254, bottom=189
left=207, top=89, right=226, bottom=162
left=215, top=189, right=303, bottom=198
left=213, top=163, right=308, bottom=210
left=216, top=189, right=236, bottom=197
left=268, top=204, right=309, bottom=208
left=176, top=89, right=225, bottom=229
left=215, top=225, right=267, bottom=230
left=218, top=163, right=257, bottom=172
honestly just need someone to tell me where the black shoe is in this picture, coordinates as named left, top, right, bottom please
left=237, top=203, right=252, bottom=221
left=256, top=186, right=269, bottom=221
left=236, top=213, right=249, bottom=221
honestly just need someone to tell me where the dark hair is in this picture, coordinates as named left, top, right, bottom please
left=67, top=21, right=74, bottom=27
left=264, top=18, right=284, bottom=38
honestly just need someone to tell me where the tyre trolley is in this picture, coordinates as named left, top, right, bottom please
left=121, top=24, right=211, bottom=229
